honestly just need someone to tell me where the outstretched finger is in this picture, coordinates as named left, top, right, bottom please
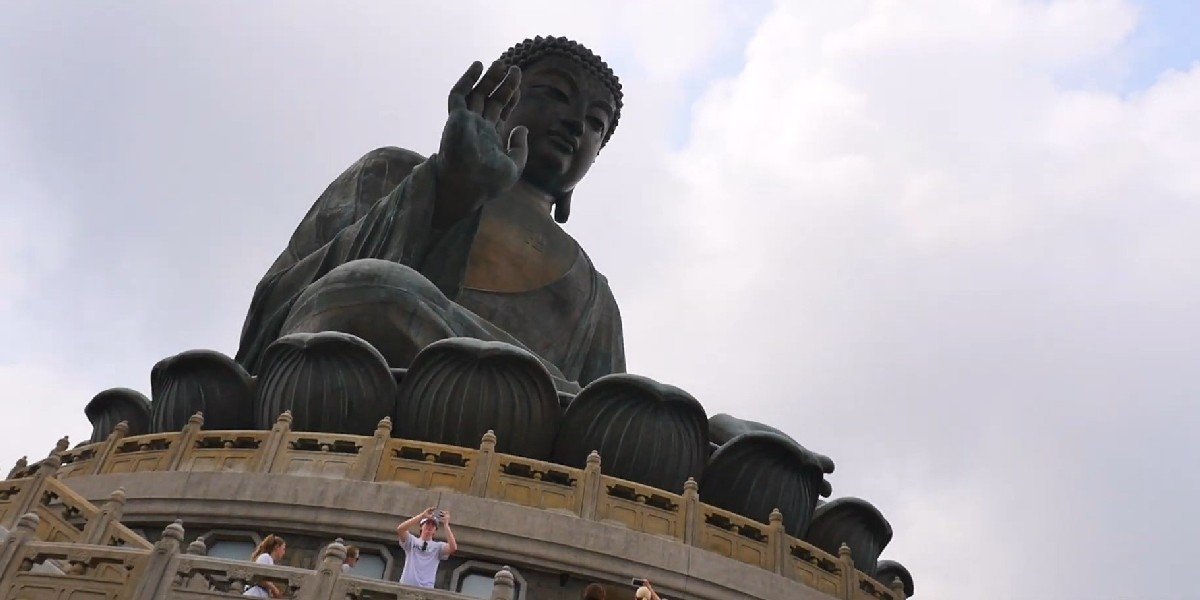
left=506, top=126, right=529, bottom=175
left=498, top=86, right=521, bottom=123
left=467, top=61, right=509, bottom=113
left=484, top=67, right=521, bottom=122
left=448, top=61, right=483, bottom=113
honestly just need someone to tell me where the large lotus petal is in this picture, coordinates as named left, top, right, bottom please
left=551, top=374, right=708, bottom=493
left=85, top=388, right=151, bottom=442
left=805, top=497, right=893, bottom=577
left=874, top=559, right=914, bottom=597
left=150, top=349, right=254, bottom=432
left=255, top=332, right=395, bottom=435
left=394, top=338, right=560, bottom=458
left=701, top=430, right=834, bottom=537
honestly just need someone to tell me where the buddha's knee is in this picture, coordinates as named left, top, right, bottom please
left=281, top=259, right=461, bottom=367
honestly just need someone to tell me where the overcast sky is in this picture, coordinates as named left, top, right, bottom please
left=2, top=2, right=1198, bottom=599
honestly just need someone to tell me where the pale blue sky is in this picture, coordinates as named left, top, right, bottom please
left=1124, top=0, right=1200, bottom=89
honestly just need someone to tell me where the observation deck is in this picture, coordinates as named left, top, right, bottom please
left=0, top=412, right=909, bottom=600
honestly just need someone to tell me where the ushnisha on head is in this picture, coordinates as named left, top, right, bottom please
left=494, top=36, right=622, bottom=223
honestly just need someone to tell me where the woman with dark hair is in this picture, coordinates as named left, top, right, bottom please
left=243, top=534, right=286, bottom=598
left=583, top=583, right=606, bottom=600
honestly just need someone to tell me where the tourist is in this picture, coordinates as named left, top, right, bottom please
left=243, top=534, right=286, bottom=598
left=634, top=579, right=662, bottom=600
left=583, top=582, right=606, bottom=600
left=342, top=545, right=360, bottom=573
left=396, top=507, right=457, bottom=588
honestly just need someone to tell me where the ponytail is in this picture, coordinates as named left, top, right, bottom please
left=252, top=534, right=286, bottom=559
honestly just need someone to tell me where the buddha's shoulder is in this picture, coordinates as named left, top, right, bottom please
left=351, top=146, right=428, bottom=179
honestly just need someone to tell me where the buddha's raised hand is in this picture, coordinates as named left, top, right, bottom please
left=434, top=61, right=529, bottom=226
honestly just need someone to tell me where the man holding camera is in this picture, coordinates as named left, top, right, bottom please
left=396, top=507, right=458, bottom=588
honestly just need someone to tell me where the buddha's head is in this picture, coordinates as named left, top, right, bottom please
left=496, top=36, right=623, bottom=222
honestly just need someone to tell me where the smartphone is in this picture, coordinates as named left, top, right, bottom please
left=631, top=578, right=647, bottom=586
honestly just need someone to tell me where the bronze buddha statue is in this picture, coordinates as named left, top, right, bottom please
left=235, top=36, right=625, bottom=391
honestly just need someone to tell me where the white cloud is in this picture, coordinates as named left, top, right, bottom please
left=1, top=2, right=1197, bottom=599
left=620, top=2, right=1200, bottom=598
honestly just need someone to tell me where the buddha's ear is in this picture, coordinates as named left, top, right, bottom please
left=554, top=191, right=572, bottom=223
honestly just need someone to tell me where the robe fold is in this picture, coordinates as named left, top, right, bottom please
left=235, top=147, right=625, bottom=389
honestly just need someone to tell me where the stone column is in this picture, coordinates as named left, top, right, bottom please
left=88, top=421, right=130, bottom=475
left=166, top=412, right=205, bottom=470
left=186, top=537, right=207, bottom=556
left=350, top=417, right=392, bottom=481
left=0, top=512, right=39, bottom=587
left=50, top=436, right=70, bottom=459
left=838, top=543, right=857, bottom=600
left=470, top=430, right=497, bottom=497
left=579, top=451, right=602, bottom=521
left=131, top=520, right=185, bottom=600
left=12, top=455, right=62, bottom=521
left=81, top=488, right=127, bottom=546
left=490, top=566, right=516, bottom=600
left=298, top=538, right=346, bottom=600
left=889, top=576, right=907, bottom=600
left=681, top=477, right=701, bottom=547
left=767, top=508, right=787, bottom=576
left=256, top=411, right=293, bottom=473
left=6, top=456, right=27, bottom=480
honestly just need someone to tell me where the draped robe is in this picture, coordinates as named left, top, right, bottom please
left=235, top=147, right=625, bottom=389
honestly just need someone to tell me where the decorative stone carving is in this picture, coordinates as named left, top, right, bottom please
left=700, top=430, right=834, bottom=538
left=84, top=388, right=150, bottom=443
left=804, top=497, right=893, bottom=577
left=394, top=338, right=560, bottom=459
left=255, top=332, right=395, bottom=435
left=150, top=349, right=254, bottom=433
left=551, top=374, right=708, bottom=493
left=875, top=559, right=914, bottom=598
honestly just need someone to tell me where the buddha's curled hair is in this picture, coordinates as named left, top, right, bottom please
left=496, top=35, right=623, bottom=148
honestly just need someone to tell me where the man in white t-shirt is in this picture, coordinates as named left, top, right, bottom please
left=396, top=507, right=457, bottom=588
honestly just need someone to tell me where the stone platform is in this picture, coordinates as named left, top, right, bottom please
left=0, top=412, right=908, bottom=600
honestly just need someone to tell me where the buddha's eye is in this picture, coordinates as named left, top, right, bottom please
left=586, top=116, right=605, bottom=133
left=535, top=85, right=569, bottom=103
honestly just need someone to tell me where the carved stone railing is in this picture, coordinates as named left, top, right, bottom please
left=0, top=456, right=151, bottom=551
left=5, top=412, right=906, bottom=600
left=0, top=516, right=510, bottom=600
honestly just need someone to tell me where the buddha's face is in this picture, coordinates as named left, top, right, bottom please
left=501, top=54, right=616, bottom=197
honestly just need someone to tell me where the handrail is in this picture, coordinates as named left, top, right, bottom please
left=0, top=518, right=509, bottom=600
left=4, top=412, right=904, bottom=600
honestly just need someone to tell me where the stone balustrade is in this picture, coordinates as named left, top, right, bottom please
left=0, top=514, right=507, bottom=600
left=4, top=412, right=906, bottom=600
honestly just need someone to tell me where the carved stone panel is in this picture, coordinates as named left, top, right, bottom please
left=150, top=349, right=255, bottom=432
left=255, top=332, right=396, bottom=435
left=394, top=338, right=560, bottom=459
left=551, top=374, right=708, bottom=493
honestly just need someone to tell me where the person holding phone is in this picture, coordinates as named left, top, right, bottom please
left=633, top=579, right=662, bottom=600
left=396, top=507, right=457, bottom=588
